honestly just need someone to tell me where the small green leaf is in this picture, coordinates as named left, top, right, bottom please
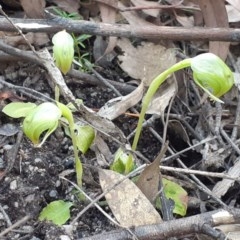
left=75, top=124, right=95, bottom=153
left=111, top=148, right=135, bottom=174
left=39, top=200, right=73, bottom=226
left=2, top=102, right=37, bottom=118
left=162, top=178, right=188, bottom=216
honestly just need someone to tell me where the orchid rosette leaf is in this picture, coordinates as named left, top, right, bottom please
left=191, top=53, right=234, bottom=103
left=23, top=102, right=62, bottom=147
left=52, top=30, right=74, bottom=74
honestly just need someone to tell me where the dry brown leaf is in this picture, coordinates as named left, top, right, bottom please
left=98, top=82, right=144, bottom=120
left=136, top=145, right=168, bottom=204
left=168, top=120, right=190, bottom=144
left=93, top=134, right=112, bottom=167
left=226, top=0, right=240, bottom=12
left=146, top=78, right=176, bottom=115
left=5, top=33, right=49, bottom=47
left=119, top=1, right=155, bottom=26
left=131, top=0, right=160, bottom=17
left=212, top=158, right=240, bottom=198
left=226, top=4, right=240, bottom=23
left=174, top=14, right=194, bottom=27
left=99, top=169, right=162, bottom=227
left=198, top=0, right=229, bottom=60
left=98, top=0, right=118, bottom=55
left=117, top=38, right=176, bottom=86
left=19, top=0, right=45, bottom=18
left=51, top=0, right=80, bottom=13
left=136, top=157, right=160, bottom=203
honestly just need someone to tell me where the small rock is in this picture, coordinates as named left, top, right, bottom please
left=59, top=235, right=71, bottom=240
left=49, top=190, right=58, bottom=198
left=10, top=180, right=17, bottom=190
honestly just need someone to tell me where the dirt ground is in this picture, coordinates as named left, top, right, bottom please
left=1, top=1, right=240, bottom=240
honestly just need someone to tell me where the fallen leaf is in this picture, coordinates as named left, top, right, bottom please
left=226, top=0, right=240, bottom=12
left=19, top=0, right=45, bottom=18
left=119, top=1, right=155, bottom=27
left=5, top=33, right=49, bottom=48
left=98, top=0, right=118, bottom=55
left=146, top=78, right=176, bottom=115
left=98, top=81, right=144, bottom=120
left=51, top=0, right=80, bottom=13
left=212, top=158, right=240, bottom=198
left=99, top=169, right=162, bottom=227
left=198, top=0, right=229, bottom=60
left=226, top=4, right=240, bottom=23
left=0, top=123, right=19, bottom=137
left=136, top=144, right=168, bottom=203
left=117, top=38, right=176, bottom=86
left=131, top=0, right=161, bottom=17
left=168, top=120, right=190, bottom=144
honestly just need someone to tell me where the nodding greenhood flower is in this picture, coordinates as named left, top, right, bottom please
left=52, top=30, right=74, bottom=74
left=23, top=102, right=62, bottom=147
left=191, top=53, right=234, bottom=103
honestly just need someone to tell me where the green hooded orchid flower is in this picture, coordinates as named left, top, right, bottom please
left=23, top=102, right=62, bottom=147
left=132, top=53, right=234, bottom=151
left=52, top=30, right=74, bottom=74
left=191, top=53, right=234, bottom=103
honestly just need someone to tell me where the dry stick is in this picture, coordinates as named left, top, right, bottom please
left=0, top=131, right=24, bottom=181
left=220, top=126, right=240, bottom=156
left=68, top=69, right=136, bottom=94
left=0, top=17, right=239, bottom=42
left=0, top=215, right=30, bottom=238
left=0, top=203, right=12, bottom=227
left=159, top=165, right=240, bottom=181
left=79, top=208, right=240, bottom=240
left=230, top=92, right=240, bottom=142
left=61, top=177, right=120, bottom=226
left=0, top=77, right=54, bottom=103
left=0, top=5, right=37, bottom=55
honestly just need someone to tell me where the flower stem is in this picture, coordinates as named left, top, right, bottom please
left=57, top=102, right=83, bottom=186
left=132, top=58, right=192, bottom=151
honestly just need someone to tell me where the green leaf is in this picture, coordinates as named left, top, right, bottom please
left=110, top=148, right=135, bottom=174
left=2, top=102, right=37, bottom=118
left=75, top=124, right=95, bottom=154
left=162, top=178, right=188, bottom=216
left=39, top=200, right=73, bottom=226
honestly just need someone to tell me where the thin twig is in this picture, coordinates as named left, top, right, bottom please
left=0, top=215, right=30, bottom=238
left=0, top=5, right=37, bottom=55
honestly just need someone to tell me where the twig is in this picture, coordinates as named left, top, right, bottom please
left=0, top=203, right=12, bottom=227
left=0, top=131, right=24, bottom=181
left=0, top=215, right=30, bottom=238
left=0, top=5, right=37, bottom=55
left=0, top=17, right=239, bottom=41
left=68, top=69, right=136, bottom=94
left=78, top=208, right=240, bottom=240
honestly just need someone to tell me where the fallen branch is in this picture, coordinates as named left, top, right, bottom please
left=79, top=208, right=240, bottom=240
left=0, top=16, right=239, bottom=41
